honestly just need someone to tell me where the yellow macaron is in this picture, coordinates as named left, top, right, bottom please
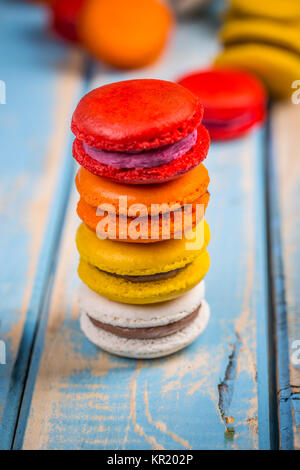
left=227, top=0, right=300, bottom=22
left=76, top=220, right=210, bottom=304
left=215, top=43, right=300, bottom=99
left=220, top=19, right=300, bottom=56
left=78, top=250, right=210, bottom=304
left=76, top=220, right=210, bottom=276
left=217, top=1, right=300, bottom=99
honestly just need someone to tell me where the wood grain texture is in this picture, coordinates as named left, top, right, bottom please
left=271, top=102, right=300, bottom=450
left=0, top=1, right=84, bottom=449
left=21, top=21, right=274, bottom=449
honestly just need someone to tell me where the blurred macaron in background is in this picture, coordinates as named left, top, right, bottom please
left=49, top=0, right=85, bottom=42
left=30, top=0, right=219, bottom=70
left=78, top=0, right=174, bottom=69
left=215, top=0, right=300, bottom=99
left=177, top=67, right=266, bottom=140
left=46, top=0, right=174, bottom=69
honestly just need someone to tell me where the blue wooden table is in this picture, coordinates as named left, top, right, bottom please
left=0, top=1, right=299, bottom=450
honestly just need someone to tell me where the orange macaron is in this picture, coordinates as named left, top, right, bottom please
left=75, top=165, right=210, bottom=243
left=78, top=0, right=173, bottom=69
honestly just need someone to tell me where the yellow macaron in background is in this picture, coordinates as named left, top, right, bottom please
left=76, top=221, right=210, bottom=304
left=220, top=19, right=300, bottom=56
left=227, top=0, right=300, bottom=22
left=215, top=44, right=300, bottom=100
left=216, top=0, right=300, bottom=99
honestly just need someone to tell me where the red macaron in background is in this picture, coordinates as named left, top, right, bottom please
left=71, top=79, right=210, bottom=184
left=177, top=68, right=267, bottom=141
left=50, top=0, right=85, bottom=42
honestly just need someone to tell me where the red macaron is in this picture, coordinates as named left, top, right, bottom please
left=71, top=79, right=209, bottom=184
left=50, top=0, right=85, bottom=42
left=177, top=68, right=266, bottom=141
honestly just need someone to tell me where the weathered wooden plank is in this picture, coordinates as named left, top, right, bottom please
left=21, top=21, right=274, bottom=449
left=0, top=1, right=84, bottom=449
left=270, top=102, right=300, bottom=450
left=21, top=128, right=272, bottom=451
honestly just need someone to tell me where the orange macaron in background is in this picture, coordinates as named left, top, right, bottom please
left=34, top=0, right=174, bottom=69
left=78, top=0, right=174, bottom=69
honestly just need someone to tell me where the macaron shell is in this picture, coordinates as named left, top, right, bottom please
left=78, top=250, right=210, bottom=304
left=71, top=79, right=203, bottom=152
left=228, top=0, right=300, bottom=21
left=80, top=300, right=210, bottom=358
left=73, top=125, right=210, bottom=184
left=177, top=68, right=266, bottom=121
left=215, top=44, right=300, bottom=99
left=76, top=192, right=209, bottom=242
left=76, top=220, right=210, bottom=276
left=220, top=19, right=300, bottom=57
left=78, top=281, right=205, bottom=328
left=76, top=219, right=210, bottom=276
left=75, top=162, right=210, bottom=214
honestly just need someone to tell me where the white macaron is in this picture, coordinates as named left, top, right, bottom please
left=78, top=281, right=205, bottom=329
left=79, top=290, right=210, bottom=359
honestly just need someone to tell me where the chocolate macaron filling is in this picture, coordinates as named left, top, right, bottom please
left=88, top=306, right=200, bottom=340
left=82, top=130, right=197, bottom=169
left=97, top=266, right=187, bottom=283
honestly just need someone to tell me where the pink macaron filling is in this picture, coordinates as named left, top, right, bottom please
left=82, top=130, right=197, bottom=169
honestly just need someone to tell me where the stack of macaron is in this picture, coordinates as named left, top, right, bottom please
left=71, top=78, right=212, bottom=359
left=177, top=68, right=266, bottom=140
left=215, top=0, right=300, bottom=99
